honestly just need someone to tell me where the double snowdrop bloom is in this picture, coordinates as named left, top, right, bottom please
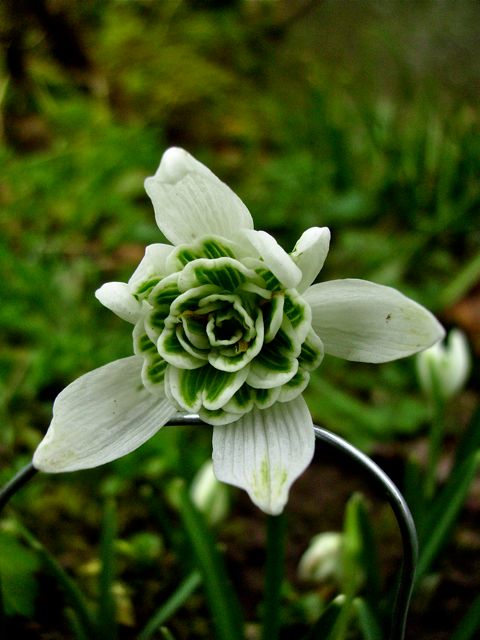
left=33, top=148, right=444, bottom=514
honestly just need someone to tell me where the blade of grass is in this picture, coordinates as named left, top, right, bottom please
left=139, top=570, right=202, bottom=640
left=176, top=481, right=244, bottom=640
left=454, top=403, right=480, bottom=468
left=261, top=513, right=287, bottom=640
left=416, top=452, right=480, bottom=582
left=302, top=596, right=345, bottom=640
left=354, top=598, right=383, bottom=640
left=97, top=498, right=118, bottom=640
left=15, top=523, right=96, bottom=637
left=450, top=595, right=480, bottom=640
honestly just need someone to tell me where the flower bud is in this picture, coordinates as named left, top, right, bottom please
left=190, top=460, right=230, bottom=526
left=297, top=532, right=343, bottom=584
left=416, top=329, right=471, bottom=400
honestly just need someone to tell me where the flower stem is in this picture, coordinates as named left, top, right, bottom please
left=261, top=513, right=287, bottom=640
left=424, top=364, right=447, bottom=499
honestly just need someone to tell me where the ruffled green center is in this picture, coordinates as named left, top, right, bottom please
left=132, top=236, right=324, bottom=425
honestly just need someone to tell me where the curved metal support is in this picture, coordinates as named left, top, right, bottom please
left=0, top=462, right=37, bottom=515
left=313, top=425, right=417, bottom=640
left=0, top=416, right=417, bottom=640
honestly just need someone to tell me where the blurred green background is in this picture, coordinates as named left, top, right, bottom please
left=0, top=1, right=479, bottom=638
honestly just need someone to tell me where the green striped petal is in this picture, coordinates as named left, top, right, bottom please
left=129, top=243, right=174, bottom=295
left=149, top=273, right=181, bottom=312
left=206, top=311, right=243, bottom=347
left=200, top=293, right=255, bottom=338
left=166, top=364, right=249, bottom=412
left=157, top=325, right=205, bottom=369
left=176, top=325, right=209, bottom=361
left=277, top=368, right=310, bottom=403
left=263, top=294, right=285, bottom=343
left=169, top=284, right=220, bottom=316
left=166, top=235, right=240, bottom=272
left=178, top=257, right=256, bottom=293
left=199, top=406, right=241, bottom=425
left=181, top=315, right=210, bottom=350
left=299, top=329, right=324, bottom=371
left=208, top=310, right=264, bottom=372
left=247, top=348, right=299, bottom=389
left=283, top=289, right=312, bottom=344
left=212, top=395, right=315, bottom=514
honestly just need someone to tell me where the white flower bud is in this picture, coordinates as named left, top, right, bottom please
left=190, top=460, right=230, bottom=526
left=297, top=532, right=343, bottom=583
left=416, top=329, right=471, bottom=400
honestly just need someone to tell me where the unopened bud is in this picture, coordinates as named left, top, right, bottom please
left=416, top=329, right=470, bottom=400
left=190, top=460, right=229, bottom=526
left=298, top=532, right=343, bottom=583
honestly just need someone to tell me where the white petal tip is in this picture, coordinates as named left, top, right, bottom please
left=145, top=147, right=197, bottom=187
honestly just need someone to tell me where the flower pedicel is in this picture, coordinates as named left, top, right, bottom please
left=33, top=148, right=444, bottom=514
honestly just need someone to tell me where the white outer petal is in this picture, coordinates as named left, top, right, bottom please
left=95, top=282, right=142, bottom=324
left=144, top=148, right=254, bottom=246
left=304, top=278, right=445, bottom=363
left=33, top=356, right=177, bottom=472
left=212, top=396, right=314, bottom=515
left=241, top=229, right=302, bottom=289
left=291, top=227, right=331, bottom=292
left=128, top=243, right=174, bottom=288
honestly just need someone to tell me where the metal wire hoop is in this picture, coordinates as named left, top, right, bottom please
left=0, top=415, right=417, bottom=640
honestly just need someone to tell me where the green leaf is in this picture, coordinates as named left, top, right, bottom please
left=354, top=598, right=383, bottom=640
left=0, top=531, right=41, bottom=617
left=302, top=596, right=345, bottom=640
left=416, top=452, right=480, bottom=582
left=454, top=402, right=480, bottom=468
left=97, top=499, right=118, bottom=640
left=15, top=523, right=96, bottom=637
left=139, top=571, right=202, bottom=640
left=176, top=481, right=244, bottom=640
left=450, top=595, right=480, bottom=640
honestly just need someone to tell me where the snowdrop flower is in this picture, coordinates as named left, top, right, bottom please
left=33, top=148, right=445, bottom=514
left=190, top=460, right=230, bottom=526
left=416, top=328, right=470, bottom=400
left=298, top=532, right=343, bottom=584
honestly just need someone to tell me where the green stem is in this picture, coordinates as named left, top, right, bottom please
left=261, top=513, right=287, bottom=640
left=16, top=523, right=96, bottom=637
left=424, top=364, right=446, bottom=499
left=177, top=482, right=244, bottom=640
left=139, top=571, right=202, bottom=640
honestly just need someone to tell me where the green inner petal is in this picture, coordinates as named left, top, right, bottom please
left=166, top=235, right=239, bottom=273
left=149, top=273, right=181, bottom=310
left=134, top=277, right=161, bottom=299
left=179, top=257, right=259, bottom=293
left=182, top=315, right=210, bottom=349
left=176, top=325, right=209, bottom=361
left=283, top=290, right=312, bottom=343
left=158, top=325, right=205, bottom=369
left=247, top=350, right=299, bottom=389
left=298, top=329, right=324, bottom=371
left=200, top=293, right=254, bottom=335
left=169, top=284, right=219, bottom=315
left=206, top=312, right=243, bottom=347
left=208, top=310, right=264, bottom=372
left=278, top=368, right=310, bottom=403
left=256, top=267, right=282, bottom=292
left=263, top=294, right=285, bottom=343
